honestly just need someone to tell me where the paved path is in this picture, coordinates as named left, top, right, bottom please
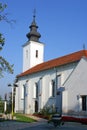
left=0, top=115, right=87, bottom=130
left=0, top=115, right=47, bottom=130
left=0, top=120, right=87, bottom=130
left=0, top=120, right=48, bottom=130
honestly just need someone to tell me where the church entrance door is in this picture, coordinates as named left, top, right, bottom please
left=35, top=100, right=38, bottom=112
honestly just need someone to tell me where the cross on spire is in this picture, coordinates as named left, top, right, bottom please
left=26, top=9, right=41, bottom=42
left=33, top=9, right=36, bottom=17
left=33, top=9, right=36, bottom=22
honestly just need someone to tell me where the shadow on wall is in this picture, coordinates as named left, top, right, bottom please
left=42, top=99, right=56, bottom=114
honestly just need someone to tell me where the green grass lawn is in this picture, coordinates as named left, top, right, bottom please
left=14, top=113, right=36, bottom=123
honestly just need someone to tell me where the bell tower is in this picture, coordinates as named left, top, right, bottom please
left=22, top=12, right=44, bottom=72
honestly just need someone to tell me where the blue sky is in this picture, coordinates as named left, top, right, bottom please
left=0, top=0, right=87, bottom=98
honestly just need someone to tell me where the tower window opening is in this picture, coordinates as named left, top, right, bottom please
left=26, top=50, right=28, bottom=58
left=36, top=50, right=38, bottom=58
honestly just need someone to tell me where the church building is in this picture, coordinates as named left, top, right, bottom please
left=15, top=14, right=87, bottom=116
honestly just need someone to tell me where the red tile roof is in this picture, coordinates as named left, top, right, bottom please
left=17, top=50, right=87, bottom=77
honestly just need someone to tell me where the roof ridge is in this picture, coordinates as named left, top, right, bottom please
left=44, top=50, right=87, bottom=62
left=17, top=49, right=87, bottom=77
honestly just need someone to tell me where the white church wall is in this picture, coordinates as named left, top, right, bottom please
left=16, top=60, right=78, bottom=114
left=30, top=41, right=44, bottom=67
left=23, top=41, right=44, bottom=72
left=23, top=42, right=30, bottom=72
left=63, top=57, right=87, bottom=115
left=15, top=87, right=18, bottom=113
left=15, top=77, right=28, bottom=113
left=29, top=63, right=77, bottom=114
left=62, top=90, right=68, bottom=114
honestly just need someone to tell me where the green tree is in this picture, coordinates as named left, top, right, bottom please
left=0, top=3, right=14, bottom=77
left=0, top=95, right=4, bottom=113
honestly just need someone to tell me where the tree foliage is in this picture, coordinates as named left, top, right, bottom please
left=0, top=95, right=4, bottom=113
left=0, top=3, right=14, bottom=77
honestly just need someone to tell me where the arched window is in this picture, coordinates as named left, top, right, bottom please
left=51, top=80, right=55, bottom=97
left=56, top=74, right=61, bottom=88
left=36, top=83, right=38, bottom=98
left=34, top=83, right=38, bottom=98
left=49, top=80, right=55, bottom=97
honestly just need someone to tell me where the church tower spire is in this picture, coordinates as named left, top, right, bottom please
left=23, top=12, right=44, bottom=72
left=26, top=10, right=41, bottom=42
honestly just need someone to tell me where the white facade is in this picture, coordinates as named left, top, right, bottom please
left=15, top=56, right=87, bottom=116
left=62, top=57, right=87, bottom=116
left=23, top=41, right=44, bottom=72
left=15, top=60, right=79, bottom=113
